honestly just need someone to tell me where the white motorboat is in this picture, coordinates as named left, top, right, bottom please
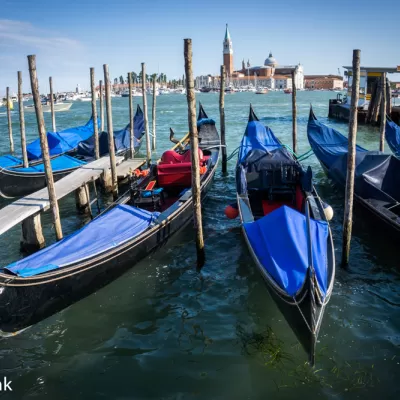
left=24, top=102, right=73, bottom=113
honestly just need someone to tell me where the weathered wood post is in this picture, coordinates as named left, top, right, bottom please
left=75, top=184, right=90, bottom=213
left=371, top=79, right=383, bottom=125
left=99, top=80, right=104, bottom=132
left=28, top=55, right=63, bottom=241
left=342, top=49, right=360, bottom=266
left=17, top=71, right=29, bottom=168
left=90, top=67, right=100, bottom=159
left=386, top=78, right=392, bottom=115
left=379, top=73, right=387, bottom=152
left=141, top=62, right=151, bottom=164
left=103, top=64, right=118, bottom=199
left=128, top=72, right=135, bottom=158
left=6, top=87, right=14, bottom=153
left=184, top=38, right=205, bottom=268
left=49, top=76, right=56, bottom=132
left=152, top=74, right=157, bottom=151
left=219, top=65, right=227, bottom=174
left=291, top=68, right=298, bottom=154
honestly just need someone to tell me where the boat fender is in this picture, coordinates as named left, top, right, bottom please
left=224, top=202, right=239, bottom=219
left=322, top=201, right=334, bottom=221
left=132, top=168, right=150, bottom=178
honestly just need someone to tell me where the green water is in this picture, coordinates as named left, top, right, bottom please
left=0, top=92, right=399, bottom=399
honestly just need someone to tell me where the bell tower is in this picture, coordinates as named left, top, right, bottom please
left=223, top=24, right=233, bottom=76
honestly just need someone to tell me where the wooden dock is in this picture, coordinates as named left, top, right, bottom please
left=0, top=156, right=146, bottom=236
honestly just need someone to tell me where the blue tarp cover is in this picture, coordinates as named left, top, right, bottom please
left=12, top=155, right=86, bottom=173
left=307, top=115, right=366, bottom=168
left=4, top=205, right=159, bottom=278
left=238, top=119, right=281, bottom=164
left=244, top=206, right=328, bottom=297
left=0, top=155, right=22, bottom=168
left=386, top=119, right=400, bottom=158
left=27, top=116, right=98, bottom=160
left=77, top=105, right=144, bottom=158
left=197, top=118, right=215, bottom=127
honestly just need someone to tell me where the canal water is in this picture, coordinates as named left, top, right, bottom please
left=0, top=92, right=399, bottom=399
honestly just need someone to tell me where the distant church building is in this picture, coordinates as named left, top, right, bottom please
left=223, top=24, right=234, bottom=76
left=221, top=25, right=304, bottom=89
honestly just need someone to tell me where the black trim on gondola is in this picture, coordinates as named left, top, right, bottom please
left=248, top=104, right=259, bottom=122
left=198, top=102, right=208, bottom=120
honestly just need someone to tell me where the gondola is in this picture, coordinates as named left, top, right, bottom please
left=236, top=106, right=335, bottom=365
left=0, top=104, right=220, bottom=335
left=308, top=107, right=400, bottom=235
left=385, top=116, right=400, bottom=158
left=0, top=105, right=145, bottom=198
left=0, top=115, right=97, bottom=169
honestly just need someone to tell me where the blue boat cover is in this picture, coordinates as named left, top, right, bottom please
left=244, top=206, right=328, bottom=297
left=27, top=116, right=98, bottom=160
left=307, top=112, right=366, bottom=168
left=4, top=205, right=159, bottom=277
left=12, top=155, right=86, bottom=173
left=0, top=154, right=22, bottom=168
left=236, top=111, right=297, bottom=194
left=76, top=105, right=145, bottom=158
left=386, top=119, right=400, bottom=158
left=308, top=110, right=400, bottom=203
left=238, top=118, right=281, bottom=164
left=197, top=118, right=215, bottom=127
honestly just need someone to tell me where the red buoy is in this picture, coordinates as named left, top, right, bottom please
left=224, top=203, right=239, bottom=219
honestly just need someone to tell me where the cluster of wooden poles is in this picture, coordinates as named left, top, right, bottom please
left=2, top=42, right=363, bottom=269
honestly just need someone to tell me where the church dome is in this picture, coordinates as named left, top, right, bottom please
left=264, top=52, right=277, bottom=67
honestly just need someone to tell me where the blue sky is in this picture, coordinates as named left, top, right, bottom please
left=0, top=0, right=399, bottom=94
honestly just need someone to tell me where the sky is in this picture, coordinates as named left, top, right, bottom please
left=0, top=0, right=399, bottom=95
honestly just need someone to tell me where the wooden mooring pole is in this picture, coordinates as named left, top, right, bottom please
left=6, top=87, right=14, bottom=153
left=184, top=38, right=205, bottom=268
left=17, top=71, right=29, bottom=168
left=128, top=72, right=134, bottom=158
left=103, top=64, right=118, bottom=199
left=28, top=55, right=63, bottom=241
left=49, top=76, right=56, bottom=132
left=99, top=80, right=104, bottom=132
left=342, top=49, right=360, bottom=267
left=291, top=68, right=297, bottom=154
left=90, top=68, right=100, bottom=159
left=152, top=75, right=157, bottom=151
left=141, top=62, right=151, bottom=164
left=379, top=73, right=386, bottom=152
left=219, top=65, right=227, bottom=174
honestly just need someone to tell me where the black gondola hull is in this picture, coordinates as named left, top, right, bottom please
left=0, top=166, right=80, bottom=199
left=0, top=163, right=217, bottom=334
left=318, top=160, right=400, bottom=235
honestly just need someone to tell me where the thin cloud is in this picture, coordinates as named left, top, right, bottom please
left=0, top=19, right=82, bottom=50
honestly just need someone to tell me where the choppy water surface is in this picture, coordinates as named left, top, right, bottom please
left=0, top=92, right=399, bottom=399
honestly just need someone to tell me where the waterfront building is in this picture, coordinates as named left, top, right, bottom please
left=304, top=75, right=343, bottom=90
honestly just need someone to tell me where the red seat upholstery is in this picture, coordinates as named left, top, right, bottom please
left=158, top=149, right=206, bottom=187
left=160, top=149, right=204, bottom=164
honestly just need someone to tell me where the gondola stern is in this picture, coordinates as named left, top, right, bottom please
left=198, top=103, right=208, bottom=120
left=248, top=104, right=259, bottom=122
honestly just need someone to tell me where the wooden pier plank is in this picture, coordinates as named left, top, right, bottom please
left=116, top=158, right=146, bottom=178
left=0, top=156, right=145, bottom=236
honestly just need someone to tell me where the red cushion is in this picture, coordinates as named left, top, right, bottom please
left=160, top=150, right=185, bottom=164
left=157, top=162, right=192, bottom=186
left=181, top=149, right=204, bottom=163
left=160, top=149, right=204, bottom=165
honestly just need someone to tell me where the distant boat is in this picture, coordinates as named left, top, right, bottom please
left=284, top=88, right=292, bottom=94
left=24, top=102, right=73, bottom=113
left=76, top=96, right=91, bottom=102
left=256, top=88, right=268, bottom=94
